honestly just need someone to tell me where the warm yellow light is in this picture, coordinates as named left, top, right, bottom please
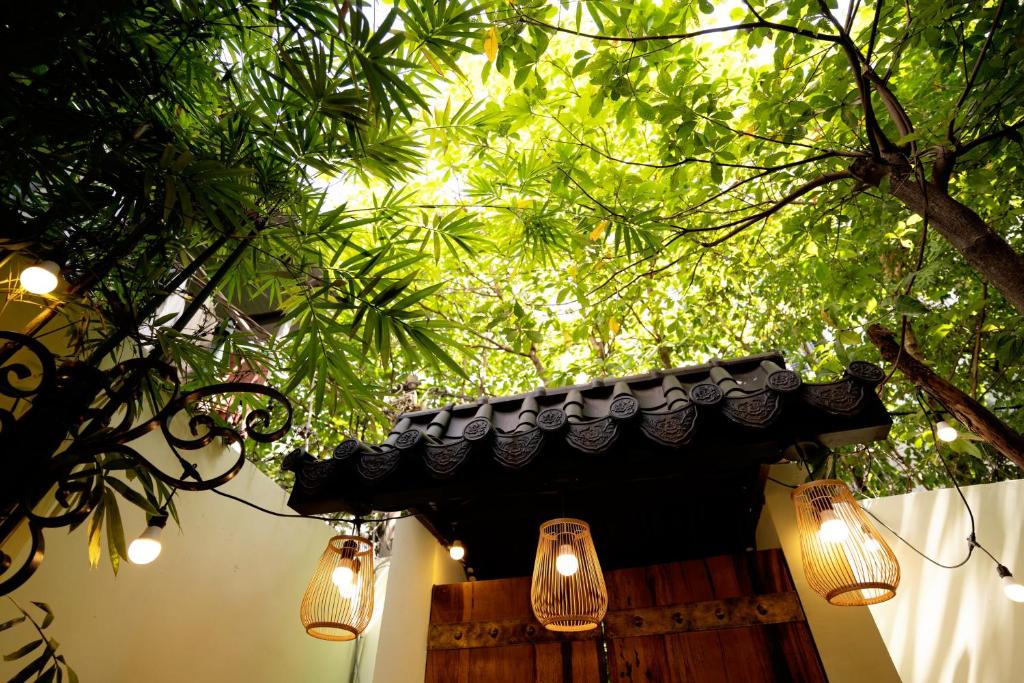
left=531, top=519, right=607, bottom=632
left=935, top=420, right=958, bottom=442
left=1003, top=578, right=1024, bottom=603
left=793, top=480, right=900, bottom=606
left=817, top=509, right=850, bottom=543
left=999, top=567, right=1024, bottom=603
left=448, top=540, right=465, bottom=561
left=331, top=560, right=358, bottom=598
left=555, top=544, right=579, bottom=577
left=19, top=261, right=60, bottom=295
left=127, top=526, right=163, bottom=565
left=300, top=535, right=375, bottom=641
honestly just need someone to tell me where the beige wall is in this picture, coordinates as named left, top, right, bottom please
left=370, top=518, right=465, bottom=683
left=758, top=463, right=902, bottom=683
left=0, top=462, right=359, bottom=683
left=864, top=479, right=1024, bottom=683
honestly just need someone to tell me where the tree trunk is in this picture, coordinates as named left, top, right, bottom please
left=851, top=158, right=1024, bottom=315
left=866, top=323, right=1024, bottom=471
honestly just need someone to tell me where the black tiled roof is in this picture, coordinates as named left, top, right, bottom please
left=287, top=353, right=890, bottom=510
left=285, top=352, right=891, bottom=578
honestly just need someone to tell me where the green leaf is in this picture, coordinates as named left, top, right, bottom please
left=105, top=478, right=160, bottom=516
left=894, top=295, right=930, bottom=316
left=838, top=330, right=860, bottom=346
left=0, top=616, right=26, bottom=631
left=4, top=639, right=43, bottom=661
left=86, top=503, right=105, bottom=569
left=32, top=602, right=54, bottom=629
left=8, top=650, right=50, bottom=683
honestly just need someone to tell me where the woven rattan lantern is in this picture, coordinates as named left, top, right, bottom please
left=300, top=535, right=375, bottom=640
left=793, top=479, right=900, bottom=606
left=531, top=518, right=608, bottom=631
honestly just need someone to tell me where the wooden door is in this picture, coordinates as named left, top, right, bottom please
left=425, top=549, right=827, bottom=683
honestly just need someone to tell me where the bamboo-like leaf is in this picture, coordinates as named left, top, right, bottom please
left=103, top=489, right=127, bottom=575
left=86, top=504, right=105, bottom=569
left=3, top=639, right=42, bottom=661
left=32, top=602, right=54, bottom=629
left=8, top=650, right=50, bottom=682
left=105, top=478, right=160, bottom=516
left=0, top=616, right=26, bottom=631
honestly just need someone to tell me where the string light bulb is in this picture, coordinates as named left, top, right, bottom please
left=19, top=260, right=60, bottom=295
left=935, top=420, right=958, bottom=442
left=448, top=540, right=465, bottom=561
left=998, top=566, right=1024, bottom=603
left=128, top=515, right=167, bottom=565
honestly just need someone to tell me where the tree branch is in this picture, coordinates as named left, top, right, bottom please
left=947, top=0, right=1008, bottom=143
left=692, top=170, right=853, bottom=247
left=815, top=0, right=890, bottom=155
left=518, top=15, right=839, bottom=45
left=867, top=323, right=1024, bottom=471
left=957, top=116, right=1024, bottom=155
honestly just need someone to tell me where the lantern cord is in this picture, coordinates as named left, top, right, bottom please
left=859, top=505, right=974, bottom=569
left=765, top=476, right=977, bottom=570
left=913, top=391, right=977, bottom=533
left=208, top=487, right=417, bottom=523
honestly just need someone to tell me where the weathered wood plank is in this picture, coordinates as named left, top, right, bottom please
left=427, top=617, right=598, bottom=649
left=429, top=592, right=804, bottom=649
left=427, top=550, right=826, bottom=682
left=602, top=592, right=805, bottom=639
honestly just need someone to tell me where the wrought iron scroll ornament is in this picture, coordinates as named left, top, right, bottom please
left=0, top=331, right=293, bottom=595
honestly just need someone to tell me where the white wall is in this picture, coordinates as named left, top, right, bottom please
left=864, top=479, right=1024, bottom=683
left=0, top=463, right=359, bottom=683
left=370, top=518, right=465, bottom=683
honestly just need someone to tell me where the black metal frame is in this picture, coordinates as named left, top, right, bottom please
left=0, top=331, right=292, bottom=594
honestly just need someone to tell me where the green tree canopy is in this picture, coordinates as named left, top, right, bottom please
left=4, top=0, right=1023, bottom=523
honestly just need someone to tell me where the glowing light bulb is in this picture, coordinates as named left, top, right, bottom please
left=19, top=261, right=60, bottom=295
left=127, top=525, right=163, bottom=565
left=935, top=421, right=958, bottom=442
left=998, top=566, right=1024, bottom=603
left=332, top=560, right=358, bottom=598
left=555, top=544, right=579, bottom=577
left=817, top=509, right=850, bottom=543
left=449, top=540, right=465, bottom=561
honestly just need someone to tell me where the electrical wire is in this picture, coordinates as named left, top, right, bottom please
left=767, top=392, right=1011, bottom=573
left=765, top=475, right=977, bottom=569
left=208, top=487, right=418, bottom=523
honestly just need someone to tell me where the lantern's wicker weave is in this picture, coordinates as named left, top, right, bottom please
left=793, top=479, right=900, bottom=606
left=300, top=535, right=374, bottom=640
left=531, top=518, right=608, bottom=631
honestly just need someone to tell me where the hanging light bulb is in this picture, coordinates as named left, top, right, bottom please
left=331, top=557, right=359, bottom=599
left=793, top=480, right=900, bottom=606
left=448, top=540, right=465, bottom=561
left=997, top=566, right=1024, bottom=603
left=300, top=535, right=375, bottom=640
left=555, top=544, right=579, bottom=576
left=817, top=508, right=850, bottom=543
left=531, top=518, right=607, bottom=631
left=128, top=515, right=167, bottom=565
left=19, top=260, right=60, bottom=295
left=935, top=420, right=958, bottom=442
